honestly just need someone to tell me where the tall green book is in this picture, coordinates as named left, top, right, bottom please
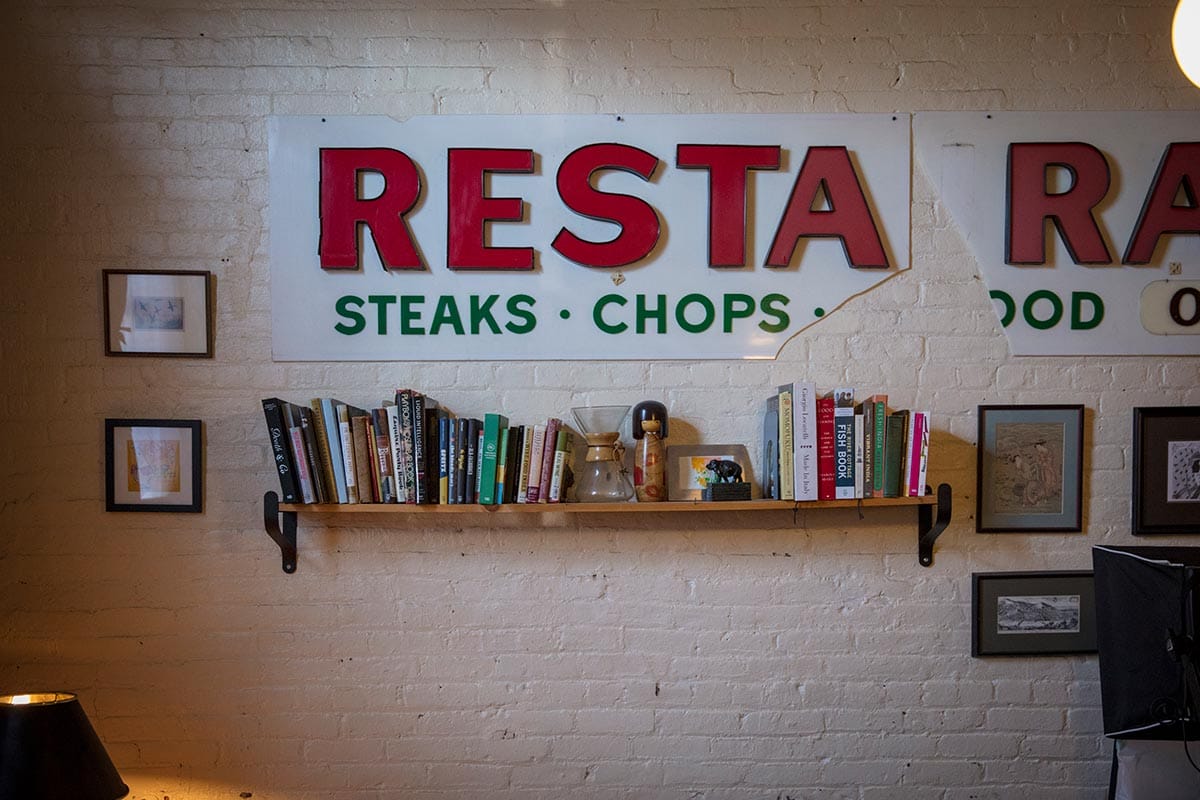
left=476, top=412, right=508, bottom=505
left=882, top=410, right=909, bottom=498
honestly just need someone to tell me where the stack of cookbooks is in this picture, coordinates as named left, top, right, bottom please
left=763, top=382, right=928, bottom=501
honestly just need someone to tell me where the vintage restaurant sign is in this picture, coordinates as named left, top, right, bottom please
left=269, top=114, right=911, bottom=360
left=916, top=111, right=1200, bottom=356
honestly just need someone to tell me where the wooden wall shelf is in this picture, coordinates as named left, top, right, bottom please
left=262, top=484, right=952, bottom=574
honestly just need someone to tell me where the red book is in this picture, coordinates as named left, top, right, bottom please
left=816, top=395, right=836, bottom=500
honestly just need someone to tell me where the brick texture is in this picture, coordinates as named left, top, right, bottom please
left=1, top=1, right=1197, bottom=798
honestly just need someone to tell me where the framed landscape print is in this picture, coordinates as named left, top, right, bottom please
left=972, top=571, right=1097, bottom=656
left=103, top=269, right=213, bottom=357
left=105, top=419, right=203, bottom=512
left=1132, top=406, right=1200, bottom=535
left=976, top=404, right=1084, bottom=532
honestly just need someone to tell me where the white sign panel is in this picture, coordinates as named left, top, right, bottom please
left=269, top=114, right=910, bottom=360
left=916, top=111, right=1200, bottom=356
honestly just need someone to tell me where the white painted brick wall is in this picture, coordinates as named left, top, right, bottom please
left=1, top=0, right=1198, bottom=797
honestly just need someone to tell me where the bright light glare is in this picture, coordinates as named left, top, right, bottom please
left=1173, top=0, right=1200, bottom=87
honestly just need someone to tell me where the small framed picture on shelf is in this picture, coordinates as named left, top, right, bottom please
left=1132, top=406, right=1200, bottom=535
left=972, top=571, right=1097, bottom=656
left=103, top=269, right=213, bottom=357
left=976, top=404, right=1084, bottom=532
left=666, top=444, right=753, bottom=501
left=105, top=419, right=203, bottom=513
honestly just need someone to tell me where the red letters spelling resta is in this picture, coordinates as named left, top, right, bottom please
left=318, top=143, right=890, bottom=272
left=1006, top=141, right=1200, bottom=265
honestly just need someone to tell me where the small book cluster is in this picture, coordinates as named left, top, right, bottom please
left=763, top=383, right=930, bottom=501
left=261, top=394, right=575, bottom=505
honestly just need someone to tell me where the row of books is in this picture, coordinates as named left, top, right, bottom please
left=261, top=394, right=575, bottom=505
left=763, top=383, right=929, bottom=501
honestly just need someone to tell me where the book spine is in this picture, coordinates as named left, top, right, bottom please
left=351, top=413, right=375, bottom=502
left=422, top=404, right=439, bottom=504
left=261, top=398, right=300, bottom=504
left=308, top=400, right=340, bottom=503
left=762, top=395, right=780, bottom=501
left=386, top=405, right=406, bottom=503
left=412, top=393, right=426, bottom=504
left=793, top=381, right=818, bottom=501
left=391, top=398, right=410, bottom=503
left=870, top=396, right=888, bottom=496
left=319, top=399, right=349, bottom=503
left=537, top=418, right=561, bottom=503
left=477, top=413, right=508, bottom=506
left=508, top=426, right=525, bottom=504
left=833, top=389, right=855, bottom=500
left=516, top=426, right=534, bottom=504
left=449, top=417, right=462, bottom=504
left=525, top=424, right=547, bottom=503
left=397, top=390, right=417, bottom=504
left=816, top=396, right=836, bottom=501
left=548, top=429, right=574, bottom=503
left=494, top=425, right=511, bottom=505
left=288, top=421, right=316, bottom=503
left=910, top=412, right=929, bottom=497
left=463, top=418, right=479, bottom=504
left=882, top=412, right=906, bottom=498
left=902, top=411, right=917, bottom=497
left=336, top=404, right=358, bottom=504
left=776, top=386, right=795, bottom=501
left=298, top=407, right=328, bottom=504
left=372, top=408, right=396, bottom=504
left=438, top=413, right=451, bottom=505
left=853, top=408, right=865, bottom=499
left=859, top=402, right=874, bottom=499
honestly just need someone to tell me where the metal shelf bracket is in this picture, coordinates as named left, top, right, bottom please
left=263, top=491, right=298, bottom=574
left=917, top=483, right=953, bottom=567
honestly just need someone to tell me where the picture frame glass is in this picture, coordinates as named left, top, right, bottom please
left=666, top=444, right=753, bottom=501
left=106, top=420, right=202, bottom=512
left=104, top=270, right=212, bottom=356
left=976, top=405, right=1084, bottom=532
left=972, top=571, right=1097, bottom=656
left=1133, top=406, right=1200, bottom=534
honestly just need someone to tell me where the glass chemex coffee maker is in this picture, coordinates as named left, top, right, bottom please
left=571, top=405, right=635, bottom=503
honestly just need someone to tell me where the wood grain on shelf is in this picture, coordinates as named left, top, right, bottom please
left=277, top=497, right=935, bottom=514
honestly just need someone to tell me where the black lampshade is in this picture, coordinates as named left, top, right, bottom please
left=0, top=692, right=128, bottom=799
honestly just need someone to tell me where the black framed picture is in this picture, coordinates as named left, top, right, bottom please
left=972, top=571, right=1097, bottom=657
left=1132, top=406, right=1200, bottom=535
left=976, top=404, right=1084, bottom=532
left=103, top=269, right=213, bottom=357
left=105, top=419, right=203, bottom=512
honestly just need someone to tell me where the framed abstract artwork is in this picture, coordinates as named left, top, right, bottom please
left=976, top=404, right=1084, bottom=532
left=103, top=269, right=213, bottom=357
left=1132, top=406, right=1200, bottom=535
left=105, top=419, right=203, bottom=512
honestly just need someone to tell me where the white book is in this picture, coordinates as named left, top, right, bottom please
left=793, top=380, right=818, bottom=501
left=525, top=424, right=547, bottom=503
left=337, top=404, right=358, bottom=503
left=386, top=405, right=407, bottom=503
left=916, top=411, right=930, bottom=496
left=901, top=410, right=917, bottom=497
